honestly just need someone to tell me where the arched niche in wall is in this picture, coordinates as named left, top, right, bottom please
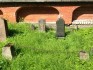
left=72, top=6, right=93, bottom=21
left=16, top=7, right=59, bottom=23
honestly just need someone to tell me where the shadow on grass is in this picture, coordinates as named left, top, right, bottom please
left=30, top=47, right=78, bottom=55
left=8, top=29, right=23, bottom=37
left=29, top=24, right=38, bottom=30
left=16, top=48, right=22, bottom=56
left=65, top=31, right=71, bottom=37
left=45, top=26, right=54, bottom=32
left=30, top=47, right=63, bottom=54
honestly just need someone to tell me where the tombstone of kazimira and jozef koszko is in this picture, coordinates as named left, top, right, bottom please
left=0, top=18, right=8, bottom=41
left=56, top=18, right=65, bottom=37
left=38, top=19, right=46, bottom=32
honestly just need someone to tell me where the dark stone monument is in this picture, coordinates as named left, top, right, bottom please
left=79, top=51, right=89, bottom=60
left=0, top=18, right=8, bottom=41
left=2, top=43, right=15, bottom=60
left=38, top=19, right=46, bottom=32
left=56, top=17, right=65, bottom=37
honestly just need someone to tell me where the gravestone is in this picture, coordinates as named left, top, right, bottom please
left=2, top=43, right=15, bottom=60
left=79, top=51, right=89, bottom=60
left=38, top=19, right=46, bottom=32
left=30, top=24, right=36, bottom=30
left=56, top=17, right=65, bottom=37
left=0, top=18, right=8, bottom=41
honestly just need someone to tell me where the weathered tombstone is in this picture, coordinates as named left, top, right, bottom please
left=2, top=43, right=15, bottom=60
left=0, top=18, right=8, bottom=41
left=79, top=51, right=89, bottom=60
left=38, top=19, right=46, bottom=32
left=74, top=24, right=79, bottom=30
left=56, top=17, right=65, bottom=37
left=30, top=24, right=35, bottom=30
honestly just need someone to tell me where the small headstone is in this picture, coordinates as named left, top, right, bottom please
left=30, top=24, right=35, bottom=30
left=0, top=18, right=8, bottom=41
left=74, top=24, right=79, bottom=30
left=38, top=19, right=46, bottom=32
left=79, top=51, right=89, bottom=60
left=2, top=43, right=15, bottom=60
left=56, top=17, right=65, bottom=38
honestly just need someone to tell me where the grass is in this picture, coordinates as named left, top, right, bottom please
left=0, top=23, right=93, bottom=70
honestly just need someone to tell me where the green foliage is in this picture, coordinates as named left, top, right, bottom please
left=0, top=23, right=93, bottom=70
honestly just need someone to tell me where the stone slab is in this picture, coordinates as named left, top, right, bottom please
left=56, top=18, right=65, bottom=37
left=79, top=51, right=89, bottom=60
left=2, top=43, right=15, bottom=60
left=38, top=19, right=46, bottom=32
left=0, top=18, right=8, bottom=41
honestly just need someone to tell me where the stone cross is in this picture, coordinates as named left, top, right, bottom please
left=2, top=43, right=15, bottom=60
left=38, top=19, right=46, bottom=32
left=0, top=18, right=8, bottom=41
left=56, top=17, right=65, bottom=38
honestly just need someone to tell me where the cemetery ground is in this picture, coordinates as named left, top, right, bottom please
left=0, top=23, right=93, bottom=70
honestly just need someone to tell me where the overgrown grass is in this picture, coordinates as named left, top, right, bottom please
left=0, top=23, right=93, bottom=70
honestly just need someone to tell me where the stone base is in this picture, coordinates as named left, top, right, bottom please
left=70, top=24, right=93, bottom=29
left=57, top=37, right=65, bottom=39
left=24, top=22, right=93, bottom=30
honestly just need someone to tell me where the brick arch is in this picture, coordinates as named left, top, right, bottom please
left=72, top=6, right=93, bottom=21
left=16, top=7, right=59, bottom=23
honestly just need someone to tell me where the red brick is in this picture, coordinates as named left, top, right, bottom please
left=0, top=4, right=93, bottom=25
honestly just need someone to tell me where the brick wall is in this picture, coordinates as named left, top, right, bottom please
left=16, top=6, right=77, bottom=24
left=0, top=3, right=93, bottom=24
left=1, top=7, right=19, bottom=23
left=16, top=7, right=59, bottom=22
left=73, top=6, right=93, bottom=21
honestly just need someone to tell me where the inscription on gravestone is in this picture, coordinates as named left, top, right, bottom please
left=0, top=18, right=8, bottom=41
left=38, top=19, right=46, bottom=32
left=56, top=18, right=65, bottom=37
